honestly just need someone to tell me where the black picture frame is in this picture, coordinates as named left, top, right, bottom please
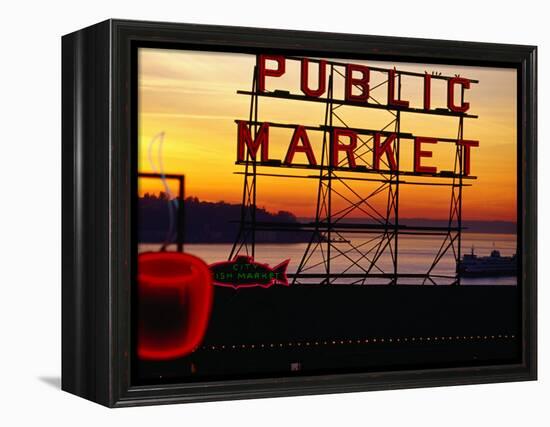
left=62, top=19, right=537, bottom=407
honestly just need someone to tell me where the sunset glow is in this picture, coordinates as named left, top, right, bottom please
left=138, top=49, right=517, bottom=222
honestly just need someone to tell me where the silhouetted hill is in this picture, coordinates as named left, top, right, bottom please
left=139, top=194, right=516, bottom=245
left=138, top=195, right=311, bottom=243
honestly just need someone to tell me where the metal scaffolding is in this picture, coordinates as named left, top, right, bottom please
left=230, top=55, right=477, bottom=285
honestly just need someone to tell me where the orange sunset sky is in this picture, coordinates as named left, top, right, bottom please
left=138, top=48, right=517, bottom=222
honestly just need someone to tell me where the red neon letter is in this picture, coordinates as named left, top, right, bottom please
left=457, top=139, right=479, bottom=176
left=301, top=59, right=327, bottom=97
left=331, top=128, right=357, bottom=168
left=414, top=137, right=438, bottom=174
left=424, top=73, right=432, bottom=111
left=447, top=77, right=471, bottom=112
left=373, top=133, right=397, bottom=171
left=388, top=69, right=409, bottom=108
left=345, top=64, right=370, bottom=102
left=237, top=121, right=270, bottom=162
left=258, top=55, right=286, bottom=92
left=284, top=126, right=317, bottom=165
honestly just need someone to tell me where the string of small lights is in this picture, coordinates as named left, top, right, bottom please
left=200, top=334, right=516, bottom=351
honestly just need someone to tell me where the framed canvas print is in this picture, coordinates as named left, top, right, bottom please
left=62, top=19, right=537, bottom=407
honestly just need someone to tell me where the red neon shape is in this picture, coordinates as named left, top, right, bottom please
left=457, top=139, right=479, bottom=176
left=284, top=125, right=317, bottom=166
left=331, top=128, right=357, bottom=168
left=414, top=137, right=438, bottom=174
left=373, top=133, right=397, bottom=171
left=424, top=73, right=432, bottom=111
left=447, top=77, right=471, bottom=112
left=258, top=55, right=286, bottom=92
left=345, top=63, right=370, bottom=102
left=387, top=69, right=410, bottom=108
left=210, top=256, right=290, bottom=289
left=301, top=58, right=327, bottom=97
left=237, top=120, right=271, bottom=162
left=137, top=251, right=213, bottom=361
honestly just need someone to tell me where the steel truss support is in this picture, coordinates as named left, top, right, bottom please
left=232, top=56, right=474, bottom=286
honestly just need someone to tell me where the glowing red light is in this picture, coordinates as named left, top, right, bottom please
left=137, top=251, right=213, bottom=360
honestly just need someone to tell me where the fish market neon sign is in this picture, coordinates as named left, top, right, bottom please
left=210, top=256, right=290, bottom=288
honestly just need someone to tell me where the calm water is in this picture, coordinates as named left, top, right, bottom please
left=139, top=232, right=517, bottom=286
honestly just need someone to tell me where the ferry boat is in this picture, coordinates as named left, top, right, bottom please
left=458, top=247, right=517, bottom=277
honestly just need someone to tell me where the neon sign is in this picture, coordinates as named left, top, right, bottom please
left=236, top=55, right=479, bottom=177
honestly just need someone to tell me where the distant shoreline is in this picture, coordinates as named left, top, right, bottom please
left=138, top=230, right=516, bottom=246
